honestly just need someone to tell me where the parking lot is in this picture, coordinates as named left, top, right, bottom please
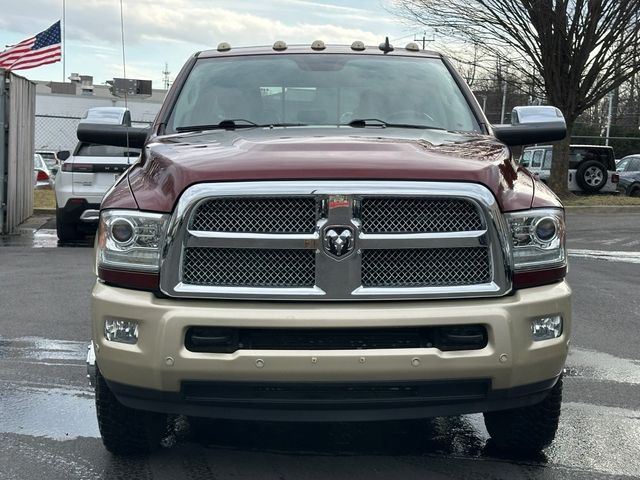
left=0, top=210, right=639, bottom=479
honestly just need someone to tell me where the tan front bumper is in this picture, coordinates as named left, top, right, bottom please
left=92, top=280, right=571, bottom=393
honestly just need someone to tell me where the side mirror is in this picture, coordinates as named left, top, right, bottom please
left=57, top=150, right=70, bottom=161
left=77, top=123, right=149, bottom=149
left=493, top=106, right=566, bottom=146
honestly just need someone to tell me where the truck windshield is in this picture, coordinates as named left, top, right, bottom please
left=167, top=54, right=480, bottom=134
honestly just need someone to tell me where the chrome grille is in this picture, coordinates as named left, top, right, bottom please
left=183, top=248, right=315, bottom=287
left=361, top=248, right=491, bottom=287
left=190, top=197, right=318, bottom=233
left=162, top=181, right=511, bottom=300
left=360, top=197, right=483, bottom=233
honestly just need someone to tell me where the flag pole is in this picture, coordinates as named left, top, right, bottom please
left=62, top=0, right=66, bottom=82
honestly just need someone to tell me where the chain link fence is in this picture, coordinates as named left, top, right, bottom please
left=35, top=115, right=153, bottom=153
left=35, top=115, right=81, bottom=152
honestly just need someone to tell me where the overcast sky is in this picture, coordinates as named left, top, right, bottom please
left=1, top=0, right=420, bottom=88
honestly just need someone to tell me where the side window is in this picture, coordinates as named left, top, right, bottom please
left=542, top=150, right=553, bottom=169
left=531, top=150, right=543, bottom=168
left=521, top=150, right=532, bottom=167
left=630, top=158, right=640, bottom=171
left=616, top=158, right=629, bottom=172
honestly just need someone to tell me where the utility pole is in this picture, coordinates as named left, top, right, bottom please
left=605, top=91, right=614, bottom=146
left=413, top=31, right=434, bottom=50
left=500, top=80, right=508, bottom=124
left=162, top=63, right=171, bottom=90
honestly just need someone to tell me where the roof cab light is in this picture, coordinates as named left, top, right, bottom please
left=217, top=42, right=231, bottom=52
left=311, top=40, right=326, bottom=51
left=273, top=41, right=287, bottom=51
left=505, top=208, right=567, bottom=288
left=351, top=41, right=366, bottom=51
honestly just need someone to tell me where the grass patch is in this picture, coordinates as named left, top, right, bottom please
left=33, top=189, right=56, bottom=210
left=562, top=194, right=640, bottom=206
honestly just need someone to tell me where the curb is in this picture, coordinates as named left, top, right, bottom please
left=33, top=208, right=56, bottom=215
left=564, top=205, right=640, bottom=214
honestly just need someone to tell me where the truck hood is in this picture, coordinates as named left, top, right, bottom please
left=123, top=127, right=546, bottom=213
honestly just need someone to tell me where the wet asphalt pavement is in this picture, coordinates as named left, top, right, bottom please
left=0, top=211, right=639, bottom=479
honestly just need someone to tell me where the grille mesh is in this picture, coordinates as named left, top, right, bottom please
left=183, top=248, right=315, bottom=287
left=362, top=248, right=491, bottom=287
left=190, top=197, right=318, bottom=233
left=360, top=197, right=483, bottom=233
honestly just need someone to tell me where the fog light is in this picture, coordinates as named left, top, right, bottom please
left=531, top=315, right=562, bottom=341
left=104, top=319, right=139, bottom=344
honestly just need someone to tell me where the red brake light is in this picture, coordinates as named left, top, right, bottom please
left=612, top=173, right=619, bottom=183
left=36, top=169, right=49, bottom=181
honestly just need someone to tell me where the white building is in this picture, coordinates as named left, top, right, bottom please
left=34, top=75, right=167, bottom=152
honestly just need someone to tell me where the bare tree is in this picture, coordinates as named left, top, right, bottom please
left=394, top=0, right=640, bottom=197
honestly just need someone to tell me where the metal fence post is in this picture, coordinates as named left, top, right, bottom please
left=0, top=69, right=7, bottom=234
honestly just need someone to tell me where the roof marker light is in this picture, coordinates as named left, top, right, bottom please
left=217, top=42, right=231, bottom=52
left=405, top=42, right=420, bottom=52
left=351, top=41, right=366, bottom=51
left=311, top=40, right=326, bottom=50
left=273, top=40, right=288, bottom=51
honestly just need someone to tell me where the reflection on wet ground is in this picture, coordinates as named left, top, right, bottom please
left=0, top=384, right=99, bottom=440
left=0, top=228, right=93, bottom=248
left=1, top=337, right=639, bottom=478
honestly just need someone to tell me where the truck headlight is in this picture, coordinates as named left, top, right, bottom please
left=505, top=208, right=566, bottom=271
left=97, top=210, right=169, bottom=272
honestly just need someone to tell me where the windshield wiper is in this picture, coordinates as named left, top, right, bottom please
left=175, top=119, right=260, bottom=132
left=347, top=118, right=447, bottom=131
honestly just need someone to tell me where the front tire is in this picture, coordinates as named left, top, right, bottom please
left=95, top=368, right=167, bottom=455
left=483, top=377, right=562, bottom=452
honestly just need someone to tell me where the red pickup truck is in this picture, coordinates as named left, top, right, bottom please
left=81, top=41, right=570, bottom=455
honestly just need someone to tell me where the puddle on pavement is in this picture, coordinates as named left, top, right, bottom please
left=566, top=347, right=640, bottom=385
left=0, top=384, right=99, bottom=440
left=0, top=228, right=93, bottom=248
left=0, top=336, right=87, bottom=363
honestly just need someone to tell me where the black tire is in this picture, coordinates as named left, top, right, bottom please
left=629, top=185, right=640, bottom=197
left=95, top=368, right=167, bottom=455
left=483, top=377, right=562, bottom=453
left=56, top=208, right=83, bottom=242
left=575, top=160, right=607, bottom=193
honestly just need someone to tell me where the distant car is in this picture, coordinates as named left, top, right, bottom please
left=33, top=153, right=54, bottom=189
left=54, top=107, right=140, bottom=242
left=616, top=154, right=640, bottom=196
left=36, top=150, right=61, bottom=177
left=521, top=145, right=618, bottom=194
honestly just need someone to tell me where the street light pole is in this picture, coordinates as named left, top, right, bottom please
left=605, top=91, right=614, bottom=146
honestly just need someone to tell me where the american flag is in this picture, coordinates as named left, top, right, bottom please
left=0, top=21, right=62, bottom=71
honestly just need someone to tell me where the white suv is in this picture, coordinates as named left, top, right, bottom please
left=55, top=107, right=140, bottom=242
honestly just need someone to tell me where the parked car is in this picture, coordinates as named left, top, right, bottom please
left=54, top=107, right=139, bottom=242
left=521, top=144, right=618, bottom=193
left=615, top=154, right=640, bottom=196
left=33, top=153, right=53, bottom=189
left=36, top=150, right=61, bottom=177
